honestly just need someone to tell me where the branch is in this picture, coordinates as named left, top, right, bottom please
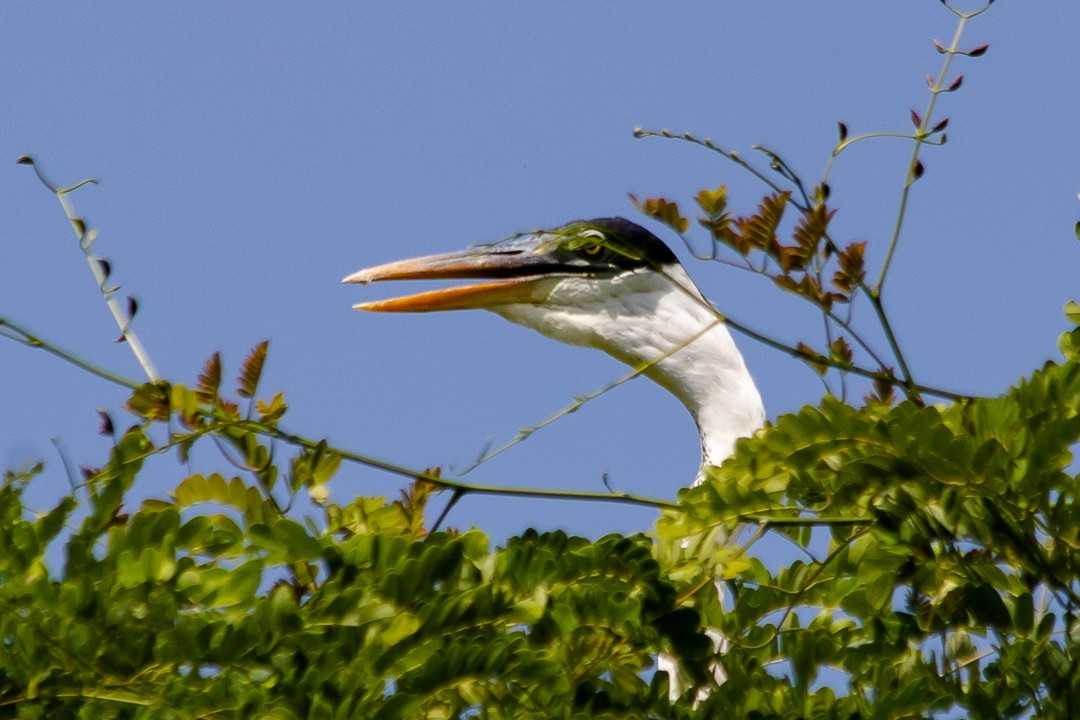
left=723, top=314, right=970, bottom=402
left=246, top=420, right=680, bottom=510
left=0, top=314, right=140, bottom=390
left=17, top=156, right=161, bottom=382
left=633, top=129, right=803, bottom=210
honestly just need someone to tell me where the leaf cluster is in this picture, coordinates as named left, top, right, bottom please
left=0, top=348, right=713, bottom=718
left=657, top=336, right=1080, bottom=717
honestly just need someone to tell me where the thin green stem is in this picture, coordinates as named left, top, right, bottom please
left=876, top=14, right=969, bottom=293
left=248, top=420, right=680, bottom=510
left=822, top=132, right=946, bottom=188
left=864, top=287, right=922, bottom=404
left=633, top=129, right=803, bottom=210
left=723, top=314, right=966, bottom=402
left=0, top=314, right=140, bottom=389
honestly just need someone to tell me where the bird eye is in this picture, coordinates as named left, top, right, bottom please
left=583, top=243, right=603, bottom=256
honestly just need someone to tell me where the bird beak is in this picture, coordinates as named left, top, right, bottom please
left=343, top=242, right=564, bottom=312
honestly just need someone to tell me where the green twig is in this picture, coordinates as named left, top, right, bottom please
left=633, top=129, right=802, bottom=210
left=0, top=314, right=140, bottom=390
left=723, top=314, right=967, bottom=402
left=875, top=6, right=986, bottom=292
left=247, top=420, right=680, bottom=510
left=864, top=287, right=923, bottom=405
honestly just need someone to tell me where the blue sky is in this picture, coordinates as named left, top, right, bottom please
left=2, top=3, right=1078, bottom=542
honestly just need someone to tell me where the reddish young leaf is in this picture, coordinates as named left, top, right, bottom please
left=196, top=352, right=223, bottom=404
left=776, top=243, right=811, bottom=273
left=792, top=205, right=836, bottom=255
left=126, top=381, right=172, bottom=421
left=796, top=342, right=829, bottom=376
left=736, top=192, right=790, bottom=253
left=832, top=241, right=867, bottom=293
left=773, top=275, right=799, bottom=293
left=830, top=337, right=854, bottom=366
left=631, top=195, right=690, bottom=234
left=238, top=341, right=269, bottom=399
left=866, top=370, right=897, bottom=405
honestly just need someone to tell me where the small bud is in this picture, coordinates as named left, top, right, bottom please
left=939, top=133, right=948, bottom=145
left=16, top=155, right=33, bottom=165
left=912, top=159, right=925, bottom=180
left=97, top=410, right=115, bottom=437
left=114, top=334, right=128, bottom=344
left=926, top=73, right=935, bottom=88
left=947, top=75, right=964, bottom=92
left=820, top=183, right=831, bottom=202
left=967, top=43, right=989, bottom=57
left=1075, top=221, right=1080, bottom=244
left=127, top=295, right=139, bottom=320
left=933, top=39, right=947, bottom=54
left=96, top=258, right=111, bottom=279
left=910, top=109, right=922, bottom=128
left=838, top=121, right=848, bottom=142
left=633, top=126, right=644, bottom=137
left=931, top=117, right=949, bottom=134
left=71, top=217, right=86, bottom=238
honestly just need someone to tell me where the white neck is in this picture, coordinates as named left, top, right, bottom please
left=494, top=265, right=765, bottom=481
left=647, top=327, right=764, bottom=474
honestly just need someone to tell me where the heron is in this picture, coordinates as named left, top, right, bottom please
left=343, top=217, right=765, bottom=477
left=343, top=217, right=765, bottom=701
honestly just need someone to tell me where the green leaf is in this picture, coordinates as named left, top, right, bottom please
left=1065, top=300, right=1080, bottom=326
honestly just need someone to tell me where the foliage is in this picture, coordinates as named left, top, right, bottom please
left=4, top=322, right=1080, bottom=717
left=0, top=367, right=695, bottom=718
left=7, top=1, right=1080, bottom=717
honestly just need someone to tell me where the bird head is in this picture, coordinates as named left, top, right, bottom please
left=343, top=218, right=713, bottom=367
